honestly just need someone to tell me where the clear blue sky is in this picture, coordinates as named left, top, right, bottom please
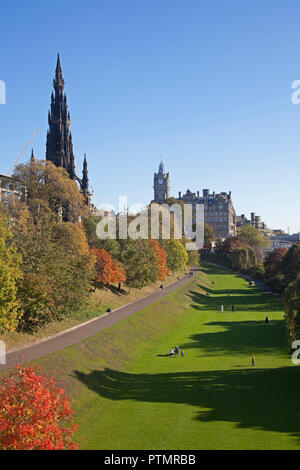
left=0, top=0, right=300, bottom=232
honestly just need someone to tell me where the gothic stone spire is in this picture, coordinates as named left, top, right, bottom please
left=46, top=53, right=76, bottom=180
left=80, top=153, right=90, bottom=206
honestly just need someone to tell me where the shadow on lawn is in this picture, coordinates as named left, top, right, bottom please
left=74, top=365, right=300, bottom=439
left=187, top=285, right=283, bottom=313
left=180, top=319, right=286, bottom=355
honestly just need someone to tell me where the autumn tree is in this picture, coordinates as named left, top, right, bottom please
left=149, top=240, right=169, bottom=281
left=0, top=365, right=77, bottom=450
left=281, top=242, right=300, bottom=287
left=284, top=278, right=300, bottom=347
left=223, top=236, right=246, bottom=254
left=9, top=199, right=95, bottom=332
left=0, top=208, right=22, bottom=333
left=93, top=248, right=125, bottom=287
left=13, top=160, right=88, bottom=222
left=264, top=248, right=287, bottom=282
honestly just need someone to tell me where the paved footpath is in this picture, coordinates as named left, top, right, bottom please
left=0, top=268, right=200, bottom=371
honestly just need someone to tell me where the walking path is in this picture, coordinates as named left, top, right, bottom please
left=0, top=268, right=199, bottom=371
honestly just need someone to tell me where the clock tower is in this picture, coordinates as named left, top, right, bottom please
left=153, top=161, right=170, bottom=203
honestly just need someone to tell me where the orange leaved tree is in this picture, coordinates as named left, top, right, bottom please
left=0, top=365, right=77, bottom=450
left=93, top=247, right=126, bottom=287
left=149, top=240, right=169, bottom=281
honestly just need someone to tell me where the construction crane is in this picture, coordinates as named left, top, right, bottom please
left=6, top=129, right=39, bottom=176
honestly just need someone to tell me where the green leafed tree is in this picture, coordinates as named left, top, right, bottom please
left=163, top=240, right=188, bottom=274
left=204, top=224, right=215, bottom=245
left=118, top=239, right=159, bottom=290
left=0, top=209, right=22, bottom=333
left=284, top=277, right=300, bottom=347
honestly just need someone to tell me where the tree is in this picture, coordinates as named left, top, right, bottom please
left=187, top=250, right=200, bottom=266
left=9, top=200, right=95, bottom=331
left=264, top=248, right=288, bottom=281
left=281, top=242, right=300, bottom=287
left=17, top=273, right=55, bottom=332
left=13, top=160, right=88, bottom=222
left=223, top=236, right=246, bottom=254
left=0, top=209, right=22, bottom=333
left=238, top=225, right=269, bottom=249
left=119, top=240, right=159, bottom=290
left=204, top=224, right=215, bottom=244
left=163, top=240, right=188, bottom=274
left=149, top=240, right=169, bottom=281
left=93, top=248, right=125, bottom=287
left=0, top=365, right=77, bottom=450
left=230, top=246, right=257, bottom=273
left=284, top=277, right=300, bottom=347
left=215, top=238, right=224, bottom=251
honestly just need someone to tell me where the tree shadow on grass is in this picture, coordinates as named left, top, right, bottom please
left=187, top=285, right=283, bottom=313
left=180, top=319, right=286, bottom=356
left=74, top=365, right=300, bottom=439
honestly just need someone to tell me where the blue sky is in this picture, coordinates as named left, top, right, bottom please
left=0, top=0, right=300, bottom=232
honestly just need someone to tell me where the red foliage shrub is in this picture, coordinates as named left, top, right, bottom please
left=0, top=365, right=77, bottom=450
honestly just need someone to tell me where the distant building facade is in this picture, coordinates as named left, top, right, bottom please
left=236, top=212, right=267, bottom=231
left=178, top=188, right=236, bottom=239
left=152, top=163, right=236, bottom=239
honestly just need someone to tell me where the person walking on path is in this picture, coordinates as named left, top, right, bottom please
left=107, top=308, right=112, bottom=315
left=265, top=316, right=269, bottom=324
left=232, top=305, right=235, bottom=312
left=220, top=304, right=224, bottom=312
left=252, top=354, right=255, bottom=366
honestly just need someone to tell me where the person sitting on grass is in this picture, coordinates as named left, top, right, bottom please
left=169, top=348, right=174, bottom=356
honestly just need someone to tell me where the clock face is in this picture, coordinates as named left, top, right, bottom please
left=158, top=178, right=164, bottom=185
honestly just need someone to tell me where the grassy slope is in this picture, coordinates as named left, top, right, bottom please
left=34, top=264, right=300, bottom=450
left=1, top=272, right=181, bottom=350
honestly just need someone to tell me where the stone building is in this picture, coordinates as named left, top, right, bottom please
left=236, top=212, right=267, bottom=231
left=178, top=188, right=236, bottom=240
left=46, top=54, right=90, bottom=206
left=152, top=163, right=236, bottom=239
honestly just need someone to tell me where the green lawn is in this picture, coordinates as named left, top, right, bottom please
left=36, top=264, right=300, bottom=450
